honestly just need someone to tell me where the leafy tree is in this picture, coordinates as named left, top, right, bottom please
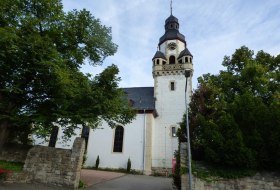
left=0, top=0, right=135, bottom=148
left=178, top=46, right=280, bottom=170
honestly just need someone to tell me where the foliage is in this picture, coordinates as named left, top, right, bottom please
left=0, top=160, right=24, bottom=179
left=127, top=157, right=131, bottom=172
left=82, top=152, right=87, bottom=166
left=78, top=180, right=86, bottom=188
left=178, top=46, right=280, bottom=170
left=172, top=149, right=181, bottom=190
left=0, top=0, right=135, bottom=145
left=191, top=162, right=256, bottom=182
left=0, top=169, right=9, bottom=180
left=95, top=155, right=99, bottom=169
left=0, top=160, right=24, bottom=171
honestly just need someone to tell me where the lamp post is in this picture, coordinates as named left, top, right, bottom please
left=184, top=69, right=192, bottom=190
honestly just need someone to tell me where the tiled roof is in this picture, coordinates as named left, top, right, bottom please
left=122, top=87, right=155, bottom=111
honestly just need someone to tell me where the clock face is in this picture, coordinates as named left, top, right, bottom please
left=167, top=42, right=177, bottom=50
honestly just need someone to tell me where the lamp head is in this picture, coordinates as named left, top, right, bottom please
left=184, top=69, right=191, bottom=78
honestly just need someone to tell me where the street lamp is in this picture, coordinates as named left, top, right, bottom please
left=184, top=69, right=192, bottom=190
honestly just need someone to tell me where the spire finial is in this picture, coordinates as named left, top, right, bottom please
left=170, top=0, right=173, bottom=15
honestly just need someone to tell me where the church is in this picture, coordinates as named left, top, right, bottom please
left=84, top=12, right=193, bottom=174
left=33, top=12, right=193, bottom=175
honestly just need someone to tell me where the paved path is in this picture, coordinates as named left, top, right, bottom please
left=81, top=169, right=125, bottom=186
left=0, top=170, right=174, bottom=190
left=85, top=174, right=174, bottom=190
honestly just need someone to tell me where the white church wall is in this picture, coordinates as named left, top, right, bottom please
left=153, top=74, right=191, bottom=168
left=55, top=126, right=82, bottom=149
left=32, top=135, right=49, bottom=147
left=144, top=113, right=154, bottom=175
left=85, top=113, right=152, bottom=171
left=32, top=125, right=82, bottom=149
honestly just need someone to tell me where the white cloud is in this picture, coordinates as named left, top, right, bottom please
left=62, top=0, right=280, bottom=89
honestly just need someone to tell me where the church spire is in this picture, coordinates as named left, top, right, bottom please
left=170, top=0, right=173, bottom=15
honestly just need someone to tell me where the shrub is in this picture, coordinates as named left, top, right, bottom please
left=0, top=160, right=23, bottom=171
left=0, top=168, right=12, bottom=180
left=79, top=180, right=86, bottom=188
left=83, top=152, right=87, bottom=165
left=127, top=158, right=131, bottom=172
left=95, top=155, right=100, bottom=169
left=173, top=149, right=181, bottom=189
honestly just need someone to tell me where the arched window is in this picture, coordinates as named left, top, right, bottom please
left=156, top=59, right=160, bottom=65
left=169, top=55, right=175, bottom=64
left=113, top=126, right=124, bottom=152
left=185, top=57, right=188, bottom=63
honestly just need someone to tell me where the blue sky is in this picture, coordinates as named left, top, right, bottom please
left=62, top=0, right=280, bottom=89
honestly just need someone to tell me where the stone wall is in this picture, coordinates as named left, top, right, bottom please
left=0, top=143, right=32, bottom=163
left=190, top=173, right=280, bottom=190
left=151, top=167, right=172, bottom=176
left=180, top=142, right=280, bottom=190
left=5, top=138, right=85, bottom=189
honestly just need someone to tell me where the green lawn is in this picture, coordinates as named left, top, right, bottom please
left=0, top=160, right=24, bottom=172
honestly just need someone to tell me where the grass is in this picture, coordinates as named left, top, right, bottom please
left=79, top=180, right=86, bottom=188
left=181, top=161, right=257, bottom=182
left=0, top=160, right=24, bottom=172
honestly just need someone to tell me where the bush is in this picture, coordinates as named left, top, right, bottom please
left=83, top=152, right=87, bottom=165
left=0, top=160, right=24, bottom=180
left=173, top=149, right=181, bottom=189
left=79, top=180, right=86, bottom=188
left=127, top=158, right=131, bottom=172
left=0, top=160, right=24, bottom=171
left=95, top=155, right=99, bottom=169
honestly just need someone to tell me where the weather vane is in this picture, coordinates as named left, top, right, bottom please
left=170, top=0, right=173, bottom=15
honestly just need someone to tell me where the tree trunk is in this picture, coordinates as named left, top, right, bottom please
left=0, top=121, right=10, bottom=150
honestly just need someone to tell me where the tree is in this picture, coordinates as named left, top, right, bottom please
left=0, top=0, right=135, bottom=148
left=178, top=46, right=280, bottom=170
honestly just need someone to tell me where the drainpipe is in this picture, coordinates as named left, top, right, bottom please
left=142, top=109, right=146, bottom=174
left=165, top=126, right=167, bottom=176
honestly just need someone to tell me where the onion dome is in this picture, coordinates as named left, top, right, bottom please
left=159, top=15, right=186, bottom=46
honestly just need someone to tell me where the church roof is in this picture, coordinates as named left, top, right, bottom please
left=159, top=30, right=185, bottom=45
left=159, top=14, right=186, bottom=46
left=165, top=15, right=178, bottom=24
left=152, top=51, right=167, bottom=60
left=122, top=87, right=155, bottom=111
left=178, top=48, right=192, bottom=59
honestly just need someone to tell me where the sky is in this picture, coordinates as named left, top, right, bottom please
left=62, top=0, right=280, bottom=89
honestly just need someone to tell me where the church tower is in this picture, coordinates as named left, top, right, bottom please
left=151, top=12, right=193, bottom=171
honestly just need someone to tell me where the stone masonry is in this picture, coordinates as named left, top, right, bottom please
left=0, top=143, right=32, bottom=163
left=5, top=138, right=85, bottom=189
left=180, top=142, right=280, bottom=190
